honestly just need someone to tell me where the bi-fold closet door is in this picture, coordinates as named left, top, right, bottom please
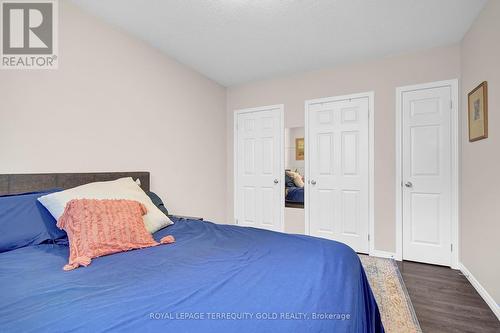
left=305, top=94, right=372, bottom=253
left=234, top=105, right=284, bottom=232
left=233, top=96, right=372, bottom=255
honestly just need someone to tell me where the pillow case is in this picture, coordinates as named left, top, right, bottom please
left=146, top=191, right=169, bottom=217
left=284, top=174, right=295, bottom=187
left=0, top=189, right=67, bottom=252
left=286, top=170, right=305, bottom=188
left=38, top=177, right=172, bottom=233
left=58, top=199, right=175, bottom=270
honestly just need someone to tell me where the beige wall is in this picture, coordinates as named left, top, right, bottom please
left=0, top=1, right=227, bottom=222
left=227, top=45, right=461, bottom=252
left=460, top=0, right=500, bottom=305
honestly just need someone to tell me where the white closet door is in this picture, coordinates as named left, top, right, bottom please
left=235, top=105, right=283, bottom=232
left=402, top=86, right=452, bottom=266
left=307, top=96, right=369, bottom=253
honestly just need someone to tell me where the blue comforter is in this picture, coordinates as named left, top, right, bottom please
left=0, top=219, right=383, bottom=333
left=286, top=186, right=304, bottom=204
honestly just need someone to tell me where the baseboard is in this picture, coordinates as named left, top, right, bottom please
left=458, top=262, right=500, bottom=321
left=369, top=250, right=397, bottom=260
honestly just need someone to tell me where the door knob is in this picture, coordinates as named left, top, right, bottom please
left=311, top=180, right=317, bottom=185
left=274, top=179, right=279, bottom=184
left=404, top=181, right=413, bottom=188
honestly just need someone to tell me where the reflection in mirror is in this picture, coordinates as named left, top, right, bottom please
left=284, top=127, right=305, bottom=209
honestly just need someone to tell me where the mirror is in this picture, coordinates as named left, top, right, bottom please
left=284, top=127, right=305, bottom=209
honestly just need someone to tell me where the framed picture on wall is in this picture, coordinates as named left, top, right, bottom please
left=468, top=81, right=488, bottom=142
left=295, top=138, right=304, bottom=160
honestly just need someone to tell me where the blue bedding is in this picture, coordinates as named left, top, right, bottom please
left=286, top=186, right=304, bottom=204
left=0, top=219, right=383, bottom=332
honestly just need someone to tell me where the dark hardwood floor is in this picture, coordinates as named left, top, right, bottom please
left=397, top=261, right=500, bottom=333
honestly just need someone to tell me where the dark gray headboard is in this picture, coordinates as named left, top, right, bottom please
left=0, top=172, right=150, bottom=196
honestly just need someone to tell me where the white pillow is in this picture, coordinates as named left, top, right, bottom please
left=37, top=177, right=172, bottom=233
left=286, top=170, right=305, bottom=188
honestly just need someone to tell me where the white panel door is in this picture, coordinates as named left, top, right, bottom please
left=235, top=106, right=283, bottom=232
left=402, top=86, right=452, bottom=266
left=307, top=97, right=369, bottom=253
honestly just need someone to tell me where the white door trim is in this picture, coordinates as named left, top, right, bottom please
left=395, top=79, right=460, bottom=268
left=305, top=91, right=375, bottom=253
left=233, top=104, right=285, bottom=232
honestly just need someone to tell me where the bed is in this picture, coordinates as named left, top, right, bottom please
left=285, top=172, right=305, bottom=208
left=0, top=172, right=383, bottom=333
left=286, top=186, right=304, bottom=205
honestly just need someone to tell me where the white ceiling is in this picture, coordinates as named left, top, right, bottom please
left=71, top=0, right=487, bottom=87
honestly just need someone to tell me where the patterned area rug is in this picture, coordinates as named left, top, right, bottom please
left=359, top=255, right=422, bottom=333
